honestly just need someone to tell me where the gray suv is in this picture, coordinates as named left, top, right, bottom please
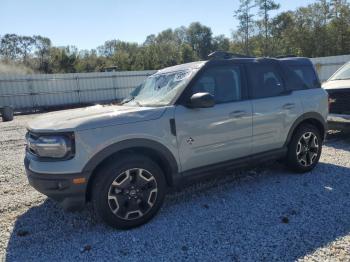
left=24, top=52, right=328, bottom=229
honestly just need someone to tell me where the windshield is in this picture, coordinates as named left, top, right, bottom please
left=330, top=62, right=350, bottom=81
left=125, top=69, right=195, bottom=107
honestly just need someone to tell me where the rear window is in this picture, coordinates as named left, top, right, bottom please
left=288, top=65, right=320, bottom=89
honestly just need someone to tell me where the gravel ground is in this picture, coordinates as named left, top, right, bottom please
left=1, top=114, right=350, bottom=262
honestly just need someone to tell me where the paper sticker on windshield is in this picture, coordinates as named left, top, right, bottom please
left=174, top=70, right=191, bottom=82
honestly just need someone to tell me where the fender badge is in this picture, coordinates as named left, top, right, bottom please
left=186, top=137, right=194, bottom=145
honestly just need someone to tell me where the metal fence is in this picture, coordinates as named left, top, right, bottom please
left=0, top=70, right=156, bottom=110
left=1, top=54, right=350, bottom=111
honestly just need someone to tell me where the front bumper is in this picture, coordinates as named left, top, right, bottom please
left=24, top=157, right=89, bottom=211
left=328, top=113, right=350, bottom=130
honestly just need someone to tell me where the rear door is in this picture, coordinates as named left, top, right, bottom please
left=247, top=61, right=303, bottom=154
left=286, top=62, right=328, bottom=121
left=175, top=64, right=253, bottom=172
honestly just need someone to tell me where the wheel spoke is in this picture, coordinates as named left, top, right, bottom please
left=296, top=142, right=302, bottom=155
left=116, top=194, right=130, bottom=218
left=300, top=153, right=307, bottom=166
left=108, top=195, right=119, bottom=214
left=308, top=151, right=317, bottom=164
left=125, top=210, right=143, bottom=220
left=135, top=168, right=155, bottom=188
left=310, top=136, right=319, bottom=150
left=306, top=151, right=311, bottom=165
left=111, top=170, right=131, bottom=189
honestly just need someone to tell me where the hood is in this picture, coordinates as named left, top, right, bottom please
left=322, top=79, right=350, bottom=90
left=27, top=105, right=166, bottom=132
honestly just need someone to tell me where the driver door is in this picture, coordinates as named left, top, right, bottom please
left=174, top=65, right=253, bottom=173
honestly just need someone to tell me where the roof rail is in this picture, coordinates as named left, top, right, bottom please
left=208, top=51, right=254, bottom=60
left=275, top=55, right=297, bottom=59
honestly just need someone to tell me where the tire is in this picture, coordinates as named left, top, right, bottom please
left=2, top=107, right=14, bottom=122
left=92, top=154, right=166, bottom=229
left=287, top=124, right=322, bottom=173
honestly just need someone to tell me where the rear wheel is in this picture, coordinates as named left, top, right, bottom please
left=287, top=124, right=322, bottom=173
left=92, top=155, right=166, bottom=229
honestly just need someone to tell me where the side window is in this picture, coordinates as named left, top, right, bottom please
left=288, top=65, right=320, bottom=89
left=192, top=66, right=242, bottom=104
left=248, top=63, right=285, bottom=99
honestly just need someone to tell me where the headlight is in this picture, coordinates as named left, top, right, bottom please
left=26, top=132, right=75, bottom=159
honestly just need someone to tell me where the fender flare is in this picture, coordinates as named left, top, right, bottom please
left=284, top=112, right=327, bottom=147
left=82, top=138, right=179, bottom=180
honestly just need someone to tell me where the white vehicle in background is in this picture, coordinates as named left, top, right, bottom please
left=323, top=62, right=350, bottom=130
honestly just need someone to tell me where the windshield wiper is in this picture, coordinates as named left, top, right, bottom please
left=121, top=97, right=143, bottom=107
left=121, top=96, right=135, bottom=105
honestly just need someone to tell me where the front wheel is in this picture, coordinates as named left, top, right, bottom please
left=287, top=124, right=323, bottom=173
left=92, top=155, right=166, bottom=229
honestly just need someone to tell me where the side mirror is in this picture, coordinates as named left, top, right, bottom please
left=187, top=92, right=215, bottom=108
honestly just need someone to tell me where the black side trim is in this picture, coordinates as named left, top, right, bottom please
left=284, top=112, right=327, bottom=147
left=169, top=118, right=176, bottom=136
left=178, top=147, right=287, bottom=185
left=82, top=139, right=179, bottom=182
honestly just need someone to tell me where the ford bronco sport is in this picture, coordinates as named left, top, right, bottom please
left=25, top=52, right=328, bottom=229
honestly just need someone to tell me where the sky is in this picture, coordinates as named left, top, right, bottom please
left=1, top=0, right=316, bottom=50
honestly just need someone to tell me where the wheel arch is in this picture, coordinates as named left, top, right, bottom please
left=84, top=139, right=179, bottom=201
left=284, top=112, right=327, bottom=147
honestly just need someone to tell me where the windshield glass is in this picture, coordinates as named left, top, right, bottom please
left=330, top=63, right=350, bottom=81
left=125, top=69, right=194, bottom=107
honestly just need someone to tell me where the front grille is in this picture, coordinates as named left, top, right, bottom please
left=328, top=89, right=350, bottom=114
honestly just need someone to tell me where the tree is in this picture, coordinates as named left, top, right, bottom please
left=329, top=0, right=350, bottom=54
left=174, top=26, right=187, bottom=44
left=33, top=35, right=51, bottom=73
left=19, top=36, right=35, bottom=64
left=212, top=35, right=231, bottom=51
left=144, top=34, right=156, bottom=46
left=180, top=43, right=197, bottom=63
left=186, top=22, right=213, bottom=59
left=234, top=0, right=256, bottom=55
left=255, top=0, right=280, bottom=56
left=0, top=34, right=21, bottom=60
left=97, top=40, right=117, bottom=57
left=3, top=9, right=350, bottom=74
left=270, top=11, right=297, bottom=55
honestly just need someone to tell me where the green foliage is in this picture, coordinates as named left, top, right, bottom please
left=234, top=0, right=256, bottom=55
left=255, top=0, right=280, bottom=55
left=1, top=1, right=350, bottom=74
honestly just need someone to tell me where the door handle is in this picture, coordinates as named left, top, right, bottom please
left=229, top=110, right=247, bottom=119
left=282, top=103, right=295, bottom=110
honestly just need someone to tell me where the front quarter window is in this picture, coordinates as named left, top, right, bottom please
left=126, top=69, right=194, bottom=107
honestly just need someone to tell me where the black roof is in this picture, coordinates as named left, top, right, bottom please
left=206, top=51, right=313, bottom=66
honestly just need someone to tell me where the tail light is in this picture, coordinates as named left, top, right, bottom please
left=328, top=96, right=336, bottom=112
